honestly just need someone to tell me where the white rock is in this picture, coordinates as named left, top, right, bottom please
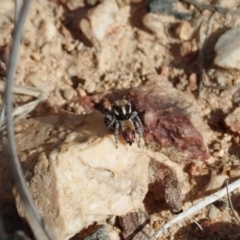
left=15, top=112, right=150, bottom=240
left=214, top=28, right=240, bottom=70
left=13, top=109, right=190, bottom=240
left=80, top=0, right=119, bottom=42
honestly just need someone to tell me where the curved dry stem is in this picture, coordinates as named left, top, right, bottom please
left=150, top=178, right=240, bottom=240
left=4, top=0, right=54, bottom=239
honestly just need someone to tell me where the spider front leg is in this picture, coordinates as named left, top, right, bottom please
left=130, top=112, right=143, bottom=147
left=105, top=114, right=116, bottom=130
left=114, top=121, right=120, bottom=148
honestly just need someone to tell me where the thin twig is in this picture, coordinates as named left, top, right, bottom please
left=14, top=0, right=22, bottom=25
left=225, top=179, right=240, bottom=223
left=192, top=219, right=204, bottom=233
left=0, top=0, right=23, bottom=130
left=4, top=0, right=54, bottom=239
left=150, top=178, right=240, bottom=240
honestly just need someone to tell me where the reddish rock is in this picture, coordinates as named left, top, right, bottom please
left=127, top=88, right=209, bottom=162
left=118, top=211, right=151, bottom=240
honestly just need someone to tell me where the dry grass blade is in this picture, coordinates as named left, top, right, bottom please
left=0, top=81, right=46, bottom=98
left=225, top=179, right=240, bottom=223
left=150, top=178, right=240, bottom=240
left=4, top=0, right=55, bottom=239
left=0, top=81, right=47, bottom=130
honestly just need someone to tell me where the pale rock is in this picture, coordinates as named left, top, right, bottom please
left=67, top=65, right=77, bottom=76
left=41, top=40, right=62, bottom=57
left=85, top=81, right=96, bottom=93
left=77, top=87, right=87, bottom=97
left=63, top=88, right=76, bottom=100
left=208, top=205, right=220, bottom=220
left=219, top=0, right=236, bottom=8
left=216, top=73, right=226, bottom=86
left=0, top=0, right=14, bottom=27
left=0, top=0, right=13, bottom=16
left=225, top=107, right=240, bottom=134
left=25, top=72, right=47, bottom=89
left=175, top=21, right=193, bottom=41
left=15, top=112, right=150, bottom=240
left=214, top=28, right=240, bottom=70
left=14, top=110, right=189, bottom=240
left=38, top=20, right=57, bottom=42
left=203, top=174, right=228, bottom=193
left=142, top=13, right=168, bottom=42
left=80, top=1, right=131, bottom=73
left=229, top=169, right=240, bottom=178
left=80, top=0, right=119, bottom=42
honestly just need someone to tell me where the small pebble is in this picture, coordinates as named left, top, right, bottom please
left=85, top=81, right=96, bottom=93
left=225, top=108, right=240, bottom=134
left=188, top=73, right=198, bottom=91
left=229, top=169, right=240, bottom=178
left=38, top=20, right=57, bottom=42
left=26, top=72, right=45, bottom=89
left=77, top=87, right=87, bottom=97
left=179, top=40, right=198, bottom=63
left=63, top=88, right=76, bottom=100
left=80, top=0, right=119, bottom=42
left=208, top=205, right=219, bottom=220
left=142, top=13, right=167, bottom=40
left=219, top=0, right=236, bottom=8
left=67, top=65, right=77, bottom=76
left=216, top=74, right=226, bottom=86
left=214, top=28, right=240, bottom=70
left=175, top=21, right=193, bottom=41
left=31, top=53, right=41, bottom=61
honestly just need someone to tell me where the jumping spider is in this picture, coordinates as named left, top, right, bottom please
left=105, top=99, right=143, bottom=148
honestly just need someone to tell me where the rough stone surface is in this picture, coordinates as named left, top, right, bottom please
left=175, top=21, right=193, bottom=41
left=80, top=0, right=119, bottom=42
left=15, top=112, right=150, bottom=240
left=142, top=14, right=167, bottom=42
left=127, top=74, right=210, bottom=163
left=118, top=211, right=151, bottom=240
left=214, top=28, right=240, bottom=70
left=225, top=107, right=240, bottom=134
left=83, top=225, right=119, bottom=240
left=1, top=77, right=210, bottom=239
left=149, top=160, right=183, bottom=213
left=9, top=101, right=194, bottom=240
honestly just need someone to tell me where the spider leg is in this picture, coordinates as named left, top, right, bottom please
left=129, top=111, right=138, bottom=119
left=114, top=121, right=120, bottom=148
left=105, top=114, right=116, bottom=130
left=134, top=120, right=142, bottom=147
left=131, top=113, right=143, bottom=148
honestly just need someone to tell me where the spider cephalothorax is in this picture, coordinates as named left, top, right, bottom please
left=105, top=99, right=143, bottom=148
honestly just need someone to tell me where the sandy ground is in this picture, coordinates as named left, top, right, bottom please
left=1, top=0, right=240, bottom=239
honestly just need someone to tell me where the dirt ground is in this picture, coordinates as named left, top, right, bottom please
left=1, top=0, right=240, bottom=239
